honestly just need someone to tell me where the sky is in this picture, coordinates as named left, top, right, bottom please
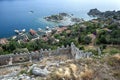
left=61, top=0, right=120, bottom=11
left=69, top=0, right=120, bottom=3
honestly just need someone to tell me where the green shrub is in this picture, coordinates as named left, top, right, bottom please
left=110, top=48, right=120, bottom=55
left=83, top=36, right=92, bottom=44
left=85, top=49, right=98, bottom=55
left=20, top=70, right=27, bottom=74
left=78, top=45, right=85, bottom=50
left=100, top=44, right=107, bottom=50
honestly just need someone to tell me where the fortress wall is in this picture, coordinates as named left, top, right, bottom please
left=12, top=53, right=30, bottom=63
left=0, top=56, right=9, bottom=66
left=53, top=45, right=72, bottom=59
left=71, top=42, right=93, bottom=59
left=0, top=43, right=93, bottom=66
left=30, top=51, right=40, bottom=60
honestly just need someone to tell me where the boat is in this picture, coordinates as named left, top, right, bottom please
left=14, top=30, right=19, bottom=34
left=14, top=29, right=26, bottom=34
left=46, top=26, right=50, bottom=30
left=38, top=28, right=42, bottom=31
left=22, top=29, right=26, bottom=33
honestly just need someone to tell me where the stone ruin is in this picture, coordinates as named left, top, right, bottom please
left=0, top=43, right=93, bottom=66
left=71, top=42, right=92, bottom=59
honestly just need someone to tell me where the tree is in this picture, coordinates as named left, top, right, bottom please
left=83, top=36, right=92, bottom=44
left=78, top=35, right=84, bottom=44
left=99, top=35, right=107, bottom=44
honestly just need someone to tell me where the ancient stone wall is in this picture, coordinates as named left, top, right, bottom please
left=0, top=43, right=93, bottom=66
left=53, top=45, right=72, bottom=59
left=71, top=42, right=92, bottom=59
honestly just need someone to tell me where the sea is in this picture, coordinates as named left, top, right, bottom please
left=0, top=0, right=120, bottom=38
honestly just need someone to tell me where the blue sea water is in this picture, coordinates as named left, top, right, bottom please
left=0, top=0, right=120, bottom=38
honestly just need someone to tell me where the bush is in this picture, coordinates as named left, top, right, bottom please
left=78, top=45, right=85, bottom=50
left=85, top=49, right=98, bottom=55
left=110, top=48, right=120, bottom=55
left=100, top=44, right=107, bottom=50
left=20, top=70, right=27, bottom=74
left=83, top=36, right=92, bottom=44
left=103, top=47, right=120, bottom=55
left=13, top=48, right=29, bottom=53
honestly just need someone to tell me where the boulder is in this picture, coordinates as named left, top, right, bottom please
left=32, top=67, right=49, bottom=77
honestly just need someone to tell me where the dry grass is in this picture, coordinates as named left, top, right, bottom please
left=47, top=63, right=79, bottom=80
left=80, top=65, right=94, bottom=80
left=69, top=63, right=78, bottom=73
left=112, top=54, right=120, bottom=60
left=8, top=53, right=119, bottom=80
left=33, top=54, right=120, bottom=80
left=47, top=63, right=95, bottom=80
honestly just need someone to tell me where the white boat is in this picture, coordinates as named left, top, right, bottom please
left=14, top=29, right=26, bottom=34
left=14, top=30, right=19, bottom=33
left=46, top=26, right=50, bottom=30
left=38, top=28, right=42, bottom=31
left=22, top=29, right=26, bottom=32
left=45, top=30, right=52, bottom=34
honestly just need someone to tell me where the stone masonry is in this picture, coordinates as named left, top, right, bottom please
left=0, top=43, right=93, bottom=66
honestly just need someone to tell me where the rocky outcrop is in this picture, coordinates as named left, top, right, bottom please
left=88, top=8, right=102, bottom=17
left=59, top=13, right=70, bottom=17
left=88, top=8, right=120, bottom=20
left=32, top=66, right=50, bottom=76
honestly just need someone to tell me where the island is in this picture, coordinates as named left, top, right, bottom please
left=44, top=12, right=84, bottom=24
left=44, top=13, right=70, bottom=22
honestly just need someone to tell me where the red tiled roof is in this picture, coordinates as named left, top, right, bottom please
left=29, top=29, right=36, bottom=35
left=57, top=27, right=67, bottom=33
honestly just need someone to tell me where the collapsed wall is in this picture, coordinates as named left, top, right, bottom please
left=0, top=43, right=93, bottom=66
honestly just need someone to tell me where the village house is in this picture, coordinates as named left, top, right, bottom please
left=66, top=30, right=71, bottom=34
left=91, top=19, right=99, bottom=23
left=56, top=27, right=67, bottom=34
left=42, top=37, right=48, bottom=41
left=29, top=29, right=37, bottom=36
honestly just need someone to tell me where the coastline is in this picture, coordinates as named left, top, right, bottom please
left=0, top=11, right=92, bottom=39
left=0, top=12, right=88, bottom=39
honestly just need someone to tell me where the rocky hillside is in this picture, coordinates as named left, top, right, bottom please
left=0, top=54, right=120, bottom=80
